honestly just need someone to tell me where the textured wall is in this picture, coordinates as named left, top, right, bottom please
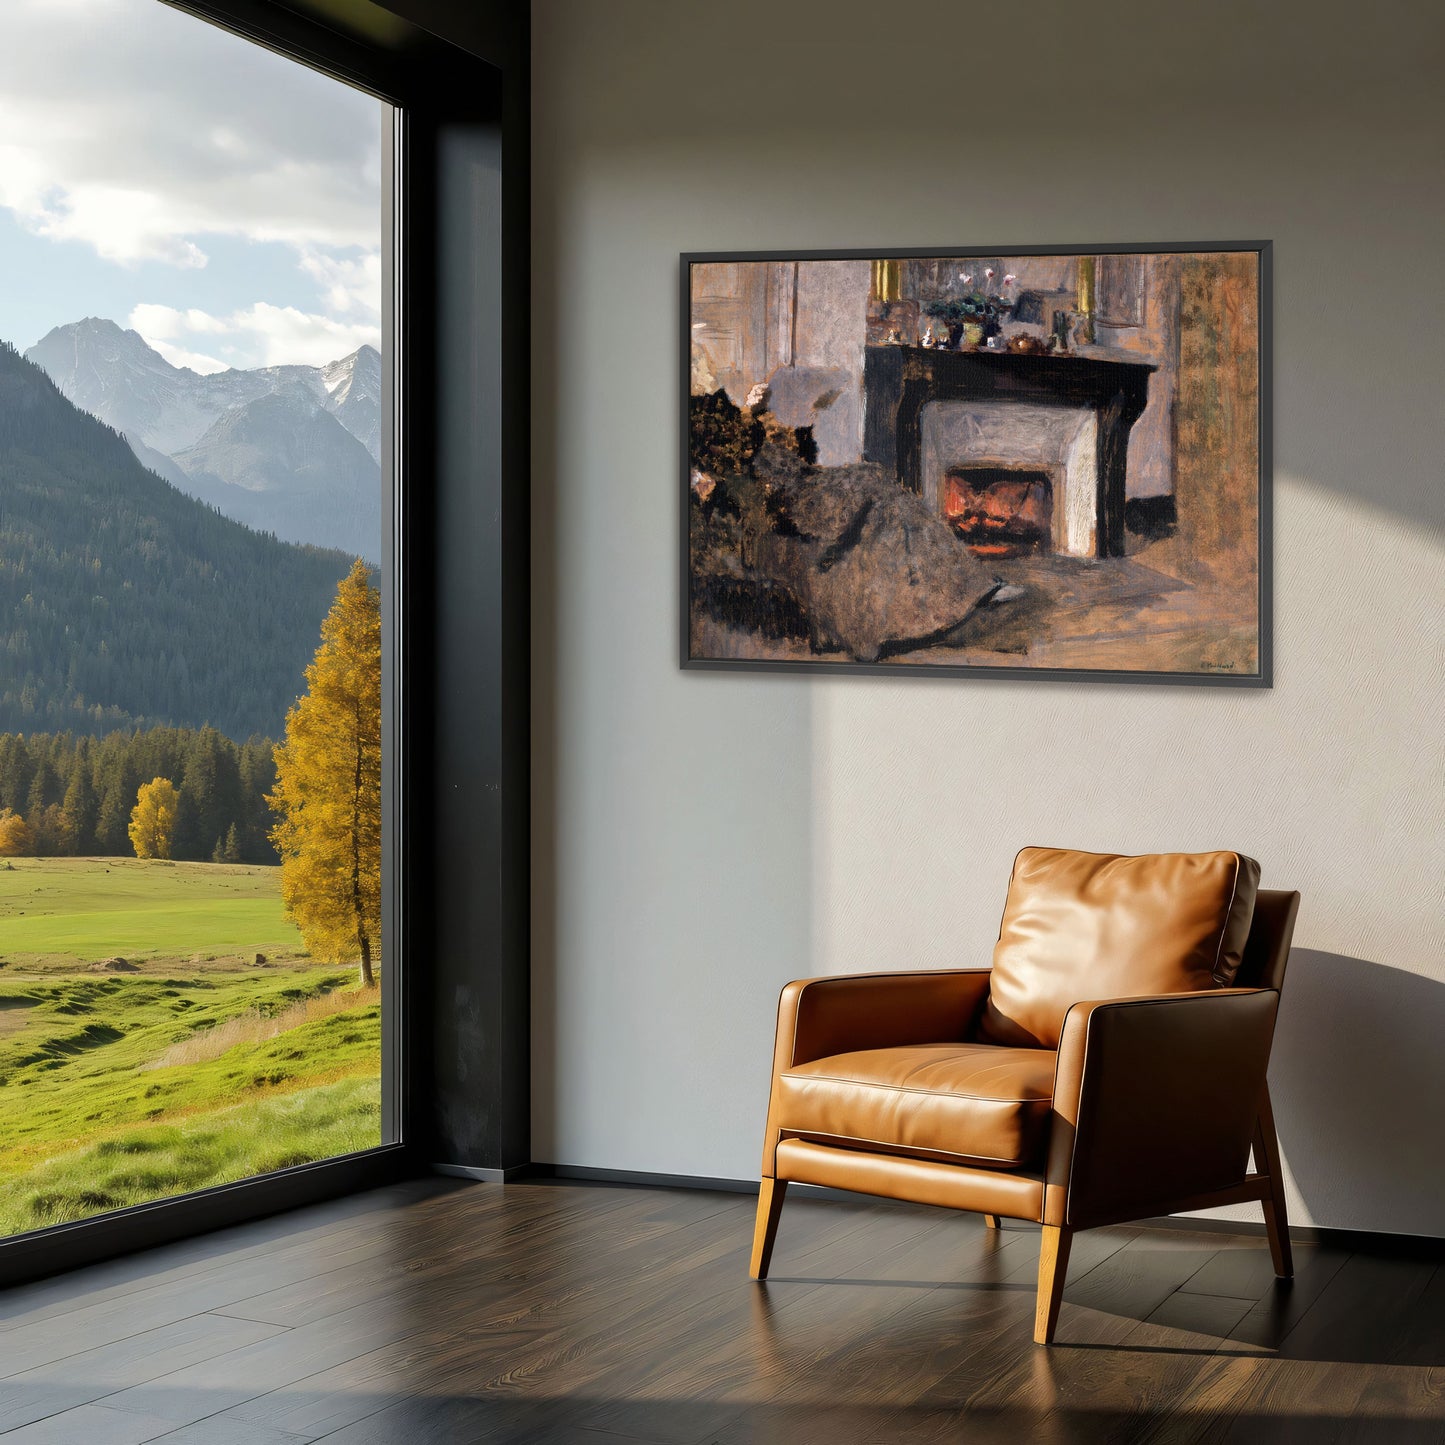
left=532, top=0, right=1445, bottom=1234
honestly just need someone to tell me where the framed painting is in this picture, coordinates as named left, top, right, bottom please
left=681, top=243, right=1271, bottom=685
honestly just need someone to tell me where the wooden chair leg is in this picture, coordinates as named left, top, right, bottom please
left=1034, top=1225, right=1072, bottom=1345
left=1254, top=1084, right=1293, bottom=1279
left=750, top=1177, right=788, bottom=1280
left=983, top=1214, right=1001, bottom=1230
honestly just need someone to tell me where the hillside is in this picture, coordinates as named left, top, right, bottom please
left=175, top=385, right=381, bottom=559
left=26, top=321, right=382, bottom=557
left=0, top=341, right=356, bottom=739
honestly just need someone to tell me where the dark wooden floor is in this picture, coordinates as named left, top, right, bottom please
left=1, top=1178, right=1442, bottom=1444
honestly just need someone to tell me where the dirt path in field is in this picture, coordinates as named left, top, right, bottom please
left=0, top=998, right=37, bottom=1036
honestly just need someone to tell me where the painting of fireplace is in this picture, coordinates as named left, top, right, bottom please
left=684, top=243, right=1269, bottom=684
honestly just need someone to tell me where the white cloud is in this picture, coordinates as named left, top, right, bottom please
left=0, top=170, right=212, bottom=269
left=0, top=0, right=383, bottom=267
left=0, top=0, right=386, bottom=368
left=297, top=249, right=383, bottom=319
left=130, top=301, right=380, bottom=372
left=128, top=303, right=231, bottom=372
left=232, top=303, right=382, bottom=369
left=131, top=305, right=230, bottom=338
left=151, top=343, right=232, bottom=375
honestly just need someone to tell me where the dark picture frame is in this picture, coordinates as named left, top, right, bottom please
left=680, top=242, right=1272, bottom=687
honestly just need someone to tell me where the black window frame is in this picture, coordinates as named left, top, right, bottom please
left=0, top=0, right=531, bottom=1287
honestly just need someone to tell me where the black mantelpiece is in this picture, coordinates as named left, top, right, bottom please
left=862, top=345, right=1156, bottom=558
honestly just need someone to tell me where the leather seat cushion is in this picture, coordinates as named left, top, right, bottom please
left=977, top=847, right=1262, bottom=1050
left=774, top=1042, right=1056, bottom=1170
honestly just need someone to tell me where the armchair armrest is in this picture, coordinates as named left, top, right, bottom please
left=772, top=970, right=992, bottom=1073
left=761, top=970, right=991, bottom=1177
left=1044, top=988, right=1280, bottom=1227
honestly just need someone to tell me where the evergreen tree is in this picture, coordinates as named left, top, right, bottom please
left=179, top=726, right=241, bottom=861
left=26, top=758, right=61, bottom=818
left=60, top=761, right=97, bottom=854
left=0, top=734, right=30, bottom=813
left=239, top=738, right=279, bottom=863
left=28, top=803, right=65, bottom=856
left=172, top=781, right=204, bottom=862
left=268, top=561, right=382, bottom=987
left=96, top=745, right=143, bottom=855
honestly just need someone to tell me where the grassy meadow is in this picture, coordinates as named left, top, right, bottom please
left=0, top=858, right=381, bottom=1234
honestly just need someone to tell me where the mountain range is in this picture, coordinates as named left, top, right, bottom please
left=26, top=319, right=381, bottom=561
left=0, top=340, right=355, bottom=739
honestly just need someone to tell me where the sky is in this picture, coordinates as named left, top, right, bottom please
left=0, top=0, right=385, bottom=372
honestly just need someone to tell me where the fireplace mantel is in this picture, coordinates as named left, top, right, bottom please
left=863, top=345, right=1156, bottom=558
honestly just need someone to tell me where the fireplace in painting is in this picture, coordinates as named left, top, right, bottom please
left=943, top=465, right=1053, bottom=557
left=862, top=345, right=1156, bottom=558
left=922, top=401, right=1100, bottom=558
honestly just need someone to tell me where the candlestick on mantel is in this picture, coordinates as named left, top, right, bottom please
left=1076, top=255, right=1097, bottom=345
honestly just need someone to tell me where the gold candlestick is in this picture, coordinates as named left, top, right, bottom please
left=1076, top=256, right=1097, bottom=345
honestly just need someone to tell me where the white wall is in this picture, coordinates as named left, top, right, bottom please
left=532, top=0, right=1445, bottom=1235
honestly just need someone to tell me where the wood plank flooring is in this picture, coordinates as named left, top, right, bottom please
left=1, top=1178, right=1441, bottom=1443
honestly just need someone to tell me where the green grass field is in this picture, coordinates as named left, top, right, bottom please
left=0, top=858, right=381, bottom=1235
left=0, top=856, right=307, bottom=965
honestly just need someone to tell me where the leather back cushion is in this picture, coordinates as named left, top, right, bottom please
left=976, top=848, right=1262, bottom=1049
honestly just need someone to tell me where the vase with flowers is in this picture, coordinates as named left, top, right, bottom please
left=925, top=268, right=1017, bottom=349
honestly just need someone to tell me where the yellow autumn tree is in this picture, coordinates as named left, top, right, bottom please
left=0, top=807, right=31, bottom=857
left=268, top=560, right=382, bottom=987
left=128, top=778, right=179, bottom=859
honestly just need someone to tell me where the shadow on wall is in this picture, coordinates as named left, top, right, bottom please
left=530, top=151, right=819, bottom=1169
left=1272, top=950, right=1445, bottom=1240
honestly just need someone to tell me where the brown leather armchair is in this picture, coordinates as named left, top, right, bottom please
left=750, top=847, right=1300, bottom=1345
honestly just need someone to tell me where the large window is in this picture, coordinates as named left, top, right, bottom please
left=0, top=0, right=395, bottom=1236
